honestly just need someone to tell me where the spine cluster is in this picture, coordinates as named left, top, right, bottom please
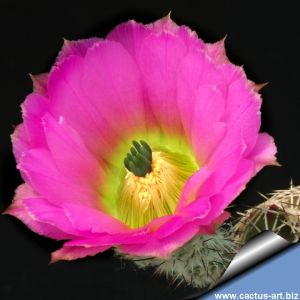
left=233, top=182, right=300, bottom=243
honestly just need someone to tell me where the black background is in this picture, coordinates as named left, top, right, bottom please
left=1, top=1, right=300, bottom=299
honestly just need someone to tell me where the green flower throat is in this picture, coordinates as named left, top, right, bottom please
left=100, top=132, right=198, bottom=228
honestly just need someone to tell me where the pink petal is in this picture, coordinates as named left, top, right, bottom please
left=207, top=128, right=246, bottom=171
left=176, top=167, right=213, bottom=211
left=248, top=132, right=277, bottom=171
left=48, top=55, right=115, bottom=161
left=30, top=73, right=48, bottom=96
left=11, top=124, right=30, bottom=164
left=156, top=196, right=211, bottom=238
left=189, top=85, right=226, bottom=163
left=81, top=40, right=146, bottom=136
left=138, top=31, right=188, bottom=132
left=149, top=15, right=205, bottom=50
left=42, top=113, right=103, bottom=189
left=206, top=38, right=228, bottom=64
left=116, top=199, right=211, bottom=256
left=107, top=23, right=156, bottom=127
left=222, top=78, right=262, bottom=155
left=57, top=202, right=207, bottom=256
left=149, top=15, right=182, bottom=33
left=158, top=222, right=204, bottom=255
left=178, top=131, right=246, bottom=211
left=18, top=148, right=98, bottom=207
left=198, top=211, right=230, bottom=234
left=4, top=184, right=75, bottom=240
left=61, top=203, right=128, bottom=234
left=51, top=244, right=110, bottom=262
left=119, top=221, right=200, bottom=257
left=19, top=196, right=127, bottom=237
left=56, top=38, right=101, bottom=65
left=107, top=16, right=205, bottom=63
left=108, top=17, right=206, bottom=133
left=204, top=159, right=255, bottom=222
left=23, top=198, right=81, bottom=236
left=176, top=47, right=224, bottom=133
left=107, top=20, right=151, bottom=62
left=21, top=93, right=49, bottom=150
left=183, top=159, right=254, bottom=231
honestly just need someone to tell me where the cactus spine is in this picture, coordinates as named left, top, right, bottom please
left=234, top=182, right=300, bottom=244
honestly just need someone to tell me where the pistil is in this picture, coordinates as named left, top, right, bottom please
left=123, top=140, right=153, bottom=177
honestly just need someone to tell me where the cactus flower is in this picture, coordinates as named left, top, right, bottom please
left=5, top=16, right=277, bottom=262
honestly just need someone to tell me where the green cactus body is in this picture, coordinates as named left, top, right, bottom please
left=117, top=227, right=239, bottom=289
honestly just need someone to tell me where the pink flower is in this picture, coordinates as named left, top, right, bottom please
left=5, top=16, right=277, bottom=262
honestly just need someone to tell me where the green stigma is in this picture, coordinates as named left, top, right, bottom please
left=123, top=140, right=153, bottom=177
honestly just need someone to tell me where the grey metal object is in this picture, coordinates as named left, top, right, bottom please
left=185, top=231, right=292, bottom=299
left=218, top=231, right=290, bottom=284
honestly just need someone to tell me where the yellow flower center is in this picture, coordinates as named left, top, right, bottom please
left=117, top=149, right=197, bottom=228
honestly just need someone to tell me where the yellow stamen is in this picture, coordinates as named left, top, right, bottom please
left=117, top=149, right=197, bottom=228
